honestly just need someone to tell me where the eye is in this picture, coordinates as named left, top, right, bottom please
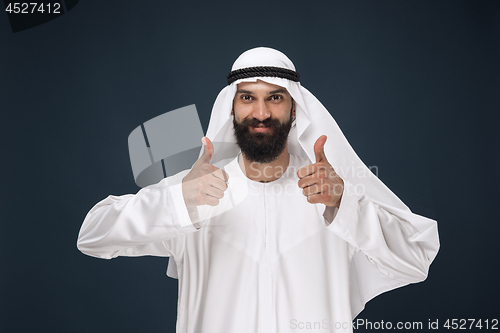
left=269, top=95, right=283, bottom=101
left=240, top=95, right=253, bottom=101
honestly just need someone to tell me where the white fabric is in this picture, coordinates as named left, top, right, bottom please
left=78, top=155, right=437, bottom=332
left=77, top=47, right=440, bottom=333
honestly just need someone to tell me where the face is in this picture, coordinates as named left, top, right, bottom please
left=232, top=80, right=296, bottom=163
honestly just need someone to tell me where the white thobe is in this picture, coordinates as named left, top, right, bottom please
left=77, top=154, right=439, bottom=333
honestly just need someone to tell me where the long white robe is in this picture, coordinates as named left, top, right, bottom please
left=77, top=154, right=439, bottom=333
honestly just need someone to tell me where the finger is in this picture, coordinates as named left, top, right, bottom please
left=203, top=185, right=226, bottom=200
left=314, top=135, right=327, bottom=163
left=303, top=181, right=336, bottom=197
left=208, top=177, right=229, bottom=192
left=200, top=137, right=214, bottom=163
left=306, top=193, right=324, bottom=205
left=297, top=164, right=327, bottom=179
left=302, top=183, right=322, bottom=196
left=298, top=175, right=319, bottom=189
left=211, top=167, right=229, bottom=182
left=297, top=165, right=315, bottom=179
left=203, top=194, right=220, bottom=207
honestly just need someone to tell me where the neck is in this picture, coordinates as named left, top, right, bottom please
left=239, top=146, right=290, bottom=182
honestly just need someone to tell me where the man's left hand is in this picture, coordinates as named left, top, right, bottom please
left=297, top=135, right=344, bottom=208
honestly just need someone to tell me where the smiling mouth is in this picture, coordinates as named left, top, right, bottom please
left=252, top=126, right=270, bottom=133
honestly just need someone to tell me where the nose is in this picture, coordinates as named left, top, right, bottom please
left=252, top=99, right=271, bottom=122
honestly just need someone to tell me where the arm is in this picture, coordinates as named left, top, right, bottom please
left=77, top=137, right=229, bottom=259
left=298, top=135, right=439, bottom=283
left=324, top=181, right=440, bottom=284
left=77, top=170, right=197, bottom=259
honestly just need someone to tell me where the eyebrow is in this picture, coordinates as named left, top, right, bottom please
left=269, top=88, right=288, bottom=95
left=235, top=88, right=289, bottom=95
left=236, top=89, right=253, bottom=95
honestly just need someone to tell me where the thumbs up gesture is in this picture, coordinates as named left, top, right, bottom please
left=182, top=137, right=229, bottom=207
left=297, top=135, right=344, bottom=207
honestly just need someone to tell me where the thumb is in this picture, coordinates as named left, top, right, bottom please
left=314, top=135, right=327, bottom=163
left=200, top=137, right=214, bottom=162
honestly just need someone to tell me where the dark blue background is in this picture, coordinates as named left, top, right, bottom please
left=1, top=1, right=498, bottom=332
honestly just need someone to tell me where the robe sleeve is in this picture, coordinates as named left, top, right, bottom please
left=324, top=181, right=440, bottom=284
left=323, top=181, right=439, bottom=318
left=77, top=170, right=198, bottom=259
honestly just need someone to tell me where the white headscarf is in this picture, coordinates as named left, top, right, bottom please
left=206, top=46, right=410, bottom=210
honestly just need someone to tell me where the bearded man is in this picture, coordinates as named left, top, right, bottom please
left=77, top=47, right=439, bottom=333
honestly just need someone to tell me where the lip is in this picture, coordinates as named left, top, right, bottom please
left=252, top=126, right=270, bottom=133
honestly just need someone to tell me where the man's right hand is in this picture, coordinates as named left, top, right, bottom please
left=182, top=137, right=229, bottom=207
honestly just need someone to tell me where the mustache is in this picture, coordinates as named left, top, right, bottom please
left=239, top=117, right=282, bottom=128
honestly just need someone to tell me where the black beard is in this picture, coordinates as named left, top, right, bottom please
left=233, top=114, right=293, bottom=163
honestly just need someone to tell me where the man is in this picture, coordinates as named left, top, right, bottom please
left=77, top=47, right=439, bottom=333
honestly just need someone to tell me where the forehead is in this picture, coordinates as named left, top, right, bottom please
left=235, top=79, right=290, bottom=95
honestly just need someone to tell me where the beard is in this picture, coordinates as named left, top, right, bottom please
left=233, top=112, right=293, bottom=163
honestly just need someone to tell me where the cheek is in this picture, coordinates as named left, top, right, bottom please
left=232, top=106, right=251, bottom=122
left=232, top=112, right=246, bottom=124
left=275, top=105, right=293, bottom=122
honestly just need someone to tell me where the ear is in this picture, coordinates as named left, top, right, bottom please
left=292, top=100, right=296, bottom=117
left=231, top=108, right=234, bottom=116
